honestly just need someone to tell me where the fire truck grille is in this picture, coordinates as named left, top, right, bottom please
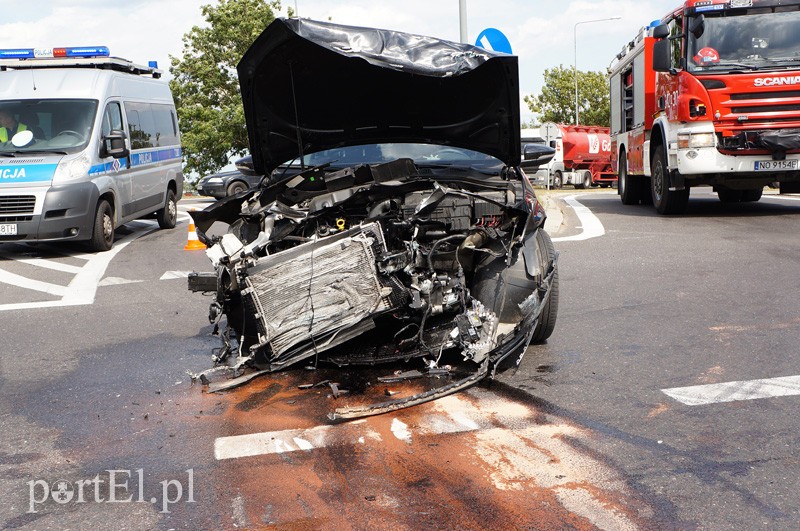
left=730, top=90, right=800, bottom=101
left=0, top=195, right=36, bottom=215
left=732, top=104, right=800, bottom=114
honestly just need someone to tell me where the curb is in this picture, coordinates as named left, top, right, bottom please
left=536, top=189, right=564, bottom=236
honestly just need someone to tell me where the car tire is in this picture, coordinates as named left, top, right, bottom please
left=618, top=152, right=641, bottom=205
left=227, top=181, right=248, bottom=196
left=553, top=171, right=563, bottom=189
left=89, top=199, right=114, bottom=252
left=582, top=171, right=592, bottom=189
left=530, top=229, right=558, bottom=344
left=741, top=188, right=763, bottom=202
left=157, top=189, right=178, bottom=229
left=651, top=145, right=689, bottom=214
left=717, top=188, right=742, bottom=203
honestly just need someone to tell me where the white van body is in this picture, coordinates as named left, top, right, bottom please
left=0, top=54, right=183, bottom=251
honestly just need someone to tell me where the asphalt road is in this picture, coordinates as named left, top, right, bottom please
left=1, top=190, right=799, bottom=529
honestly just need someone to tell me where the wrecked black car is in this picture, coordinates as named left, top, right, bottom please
left=188, top=18, right=559, bottom=418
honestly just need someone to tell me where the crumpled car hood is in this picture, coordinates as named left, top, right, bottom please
left=237, top=18, right=521, bottom=174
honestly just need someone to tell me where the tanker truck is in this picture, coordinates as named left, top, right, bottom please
left=540, top=122, right=616, bottom=188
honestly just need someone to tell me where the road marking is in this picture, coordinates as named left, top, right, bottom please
left=0, top=268, right=67, bottom=296
left=214, top=424, right=383, bottom=460
left=551, top=195, right=606, bottom=242
left=0, top=226, right=155, bottom=311
left=390, top=418, right=412, bottom=444
left=98, top=276, right=143, bottom=286
left=160, top=270, right=193, bottom=280
left=0, top=254, right=82, bottom=273
left=214, top=394, right=495, bottom=460
left=662, top=375, right=800, bottom=405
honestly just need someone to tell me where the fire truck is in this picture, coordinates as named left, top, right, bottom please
left=539, top=123, right=615, bottom=188
left=609, top=0, right=800, bottom=214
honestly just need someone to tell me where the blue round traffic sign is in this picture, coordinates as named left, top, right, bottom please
left=475, top=28, right=512, bottom=54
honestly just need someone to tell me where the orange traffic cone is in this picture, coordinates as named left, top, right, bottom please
left=184, top=211, right=206, bottom=250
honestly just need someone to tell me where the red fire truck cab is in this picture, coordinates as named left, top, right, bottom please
left=609, top=0, right=800, bottom=214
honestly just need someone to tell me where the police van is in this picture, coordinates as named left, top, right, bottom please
left=0, top=46, right=183, bottom=251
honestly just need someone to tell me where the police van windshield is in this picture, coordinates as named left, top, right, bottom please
left=687, top=8, right=800, bottom=73
left=0, top=99, right=98, bottom=154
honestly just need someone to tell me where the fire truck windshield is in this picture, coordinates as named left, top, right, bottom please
left=687, top=8, right=800, bottom=73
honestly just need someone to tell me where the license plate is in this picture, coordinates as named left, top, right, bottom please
left=754, top=160, right=799, bottom=171
left=0, top=223, right=18, bottom=236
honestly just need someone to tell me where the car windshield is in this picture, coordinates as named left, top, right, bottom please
left=289, top=143, right=503, bottom=170
left=0, top=99, right=98, bottom=154
left=687, top=8, right=800, bottom=73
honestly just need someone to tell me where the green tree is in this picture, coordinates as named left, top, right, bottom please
left=169, top=0, right=283, bottom=177
left=524, top=65, right=610, bottom=126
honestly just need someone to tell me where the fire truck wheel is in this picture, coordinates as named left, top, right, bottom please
left=717, top=188, right=742, bottom=203
left=741, top=188, right=763, bottom=202
left=618, top=152, right=641, bottom=205
left=553, top=171, right=563, bottom=189
left=651, top=145, right=689, bottom=214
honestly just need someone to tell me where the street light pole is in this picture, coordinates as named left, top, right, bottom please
left=574, top=16, right=621, bottom=125
left=459, top=0, right=468, bottom=43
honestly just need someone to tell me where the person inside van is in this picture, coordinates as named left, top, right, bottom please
left=0, top=110, right=27, bottom=143
left=19, top=111, right=45, bottom=140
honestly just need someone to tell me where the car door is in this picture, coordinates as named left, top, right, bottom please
left=98, top=101, right=135, bottom=211
left=123, top=101, right=163, bottom=217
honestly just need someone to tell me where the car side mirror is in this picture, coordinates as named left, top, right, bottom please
left=519, top=144, right=555, bottom=169
left=102, top=129, right=129, bottom=159
left=689, top=15, right=704, bottom=39
left=235, top=155, right=259, bottom=176
left=652, top=24, right=669, bottom=40
left=653, top=39, right=672, bottom=72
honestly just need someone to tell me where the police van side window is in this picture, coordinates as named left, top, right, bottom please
left=151, top=104, right=179, bottom=146
left=124, top=102, right=178, bottom=148
left=124, top=102, right=155, bottom=150
left=101, top=102, right=123, bottom=138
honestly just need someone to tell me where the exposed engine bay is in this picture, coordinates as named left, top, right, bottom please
left=187, top=17, right=559, bottom=418
left=188, top=158, right=558, bottom=418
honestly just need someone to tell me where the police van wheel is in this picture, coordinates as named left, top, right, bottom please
left=157, top=189, right=178, bottom=229
left=89, top=200, right=114, bottom=252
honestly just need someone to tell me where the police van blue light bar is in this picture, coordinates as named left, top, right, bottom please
left=0, top=46, right=110, bottom=60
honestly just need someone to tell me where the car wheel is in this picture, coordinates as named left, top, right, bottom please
left=157, top=189, right=177, bottom=229
left=583, top=171, right=592, bottom=189
left=530, top=229, right=558, bottom=344
left=553, top=171, right=563, bottom=189
left=227, top=181, right=248, bottom=196
left=89, top=200, right=114, bottom=252
left=618, top=152, right=640, bottom=205
left=651, top=145, right=689, bottom=214
left=741, top=188, right=763, bottom=202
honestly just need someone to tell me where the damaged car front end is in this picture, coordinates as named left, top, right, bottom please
left=188, top=18, right=559, bottom=418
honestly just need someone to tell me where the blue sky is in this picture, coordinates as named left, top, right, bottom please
left=0, top=0, right=679, bottom=121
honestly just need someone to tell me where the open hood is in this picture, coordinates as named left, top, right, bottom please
left=237, top=18, right=521, bottom=174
